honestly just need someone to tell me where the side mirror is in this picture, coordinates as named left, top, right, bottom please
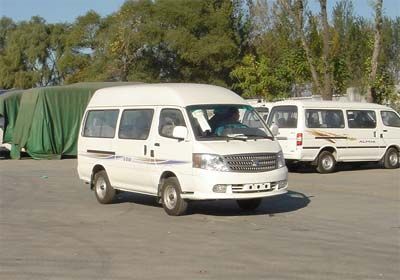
left=172, top=126, right=188, bottom=140
left=270, top=124, right=279, bottom=136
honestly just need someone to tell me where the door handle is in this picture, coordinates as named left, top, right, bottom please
left=373, top=131, right=377, bottom=137
left=150, top=150, right=154, bottom=158
left=144, top=145, right=147, bottom=155
left=154, top=143, right=160, bottom=147
left=383, top=129, right=388, bottom=132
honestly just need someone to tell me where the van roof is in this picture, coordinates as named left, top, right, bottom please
left=88, top=83, right=246, bottom=108
left=271, top=100, right=391, bottom=110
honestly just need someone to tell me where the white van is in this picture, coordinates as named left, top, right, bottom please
left=77, top=84, right=288, bottom=215
left=266, top=100, right=400, bottom=173
left=247, top=99, right=273, bottom=123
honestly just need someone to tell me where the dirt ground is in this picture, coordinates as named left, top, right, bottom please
left=0, top=158, right=399, bottom=280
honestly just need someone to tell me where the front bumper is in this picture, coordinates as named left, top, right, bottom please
left=180, top=166, right=288, bottom=200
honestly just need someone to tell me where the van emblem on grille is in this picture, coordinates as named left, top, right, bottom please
left=251, top=160, right=260, bottom=167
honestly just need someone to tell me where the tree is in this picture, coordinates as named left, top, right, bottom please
left=103, top=0, right=154, bottom=81
left=231, top=54, right=293, bottom=100
left=0, top=17, right=53, bottom=89
left=278, top=0, right=323, bottom=97
left=146, top=0, right=243, bottom=85
left=367, top=0, right=383, bottom=103
left=319, top=0, right=333, bottom=100
left=58, top=11, right=102, bottom=83
left=278, top=0, right=334, bottom=100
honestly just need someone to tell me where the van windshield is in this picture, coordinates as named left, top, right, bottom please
left=186, top=104, right=273, bottom=141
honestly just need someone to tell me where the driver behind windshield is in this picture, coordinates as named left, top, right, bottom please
left=214, top=107, right=248, bottom=136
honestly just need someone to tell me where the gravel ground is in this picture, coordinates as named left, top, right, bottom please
left=0, top=158, right=399, bottom=280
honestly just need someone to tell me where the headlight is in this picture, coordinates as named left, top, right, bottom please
left=193, top=154, right=230, bottom=172
left=277, top=151, right=286, bottom=168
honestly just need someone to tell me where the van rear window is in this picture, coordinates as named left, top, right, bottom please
left=306, top=109, right=344, bottom=128
left=83, top=110, right=119, bottom=138
left=267, top=106, right=298, bottom=128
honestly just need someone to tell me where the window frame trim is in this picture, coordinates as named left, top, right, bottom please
left=82, top=109, right=120, bottom=139
left=305, top=108, right=345, bottom=129
left=267, top=105, right=299, bottom=129
left=346, top=109, right=377, bottom=129
left=118, top=108, right=155, bottom=140
left=158, top=107, right=188, bottom=140
left=380, top=110, right=400, bottom=128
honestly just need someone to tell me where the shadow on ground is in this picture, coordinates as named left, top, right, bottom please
left=288, top=162, right=383, bottom=174
left=114, top=190, right=311, bottom=217
left=0, top=148, right=10, bottom=159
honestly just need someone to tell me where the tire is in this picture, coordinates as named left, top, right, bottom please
left=236, top=198, right=262, bottom=211
left=161, top=177, right=188, bottom=216
left=93, top=170, right=116, bottom=204
left=316, top=151, right=336, bottom=174
left=383, top=147, right=399, bottom=169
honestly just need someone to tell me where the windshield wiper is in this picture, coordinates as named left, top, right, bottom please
left=222, top=134, right=253, bottom=141
left=202, top=135, right=248, bottom=142
left=245, top=134, right=274, bottom=140
left=198, top=134, right=271, bottom=141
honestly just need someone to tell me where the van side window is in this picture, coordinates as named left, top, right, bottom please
left=119, top=109, right=154, bottom=140
left=83, top=110, right=119, bottom=138
left=306, top=109, right=344, bottom=128
left=347, top=110, right=376, bottom=129
left=267, top=106, right=298, bottom=128
left=381, top=111, right=400, bottom=127
left=159, top=109, right=186, bottom=138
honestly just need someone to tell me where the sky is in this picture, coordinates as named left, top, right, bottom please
left=0, top=0, right=399, bottom=23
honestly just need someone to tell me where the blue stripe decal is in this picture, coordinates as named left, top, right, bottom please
left=79, top=153, right=188, bottom=165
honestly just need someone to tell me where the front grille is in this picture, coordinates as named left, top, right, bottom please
left=224, top=153, right=277, bottom=173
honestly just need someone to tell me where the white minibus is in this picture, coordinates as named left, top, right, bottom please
left=247, top=99, right=273, bottom=122
left=266, top=100, right=400, bottom=173
left=78, top=84, right=288, bottom=215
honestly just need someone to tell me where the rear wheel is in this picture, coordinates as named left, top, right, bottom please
left=316, top=151, right=336, bottom=174
left=94, top=170, right=116, bottom=204
left=236, top=198, right=262, bottom=211
left=161, top=177, right=188, bottom=216
left=383, top=147, right=399, bottom=169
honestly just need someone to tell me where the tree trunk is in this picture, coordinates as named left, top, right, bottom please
left=319, top=0, right=332, bottom=100
left=367, top=0, right=383, bottom=103
left=278, top=0, right=323, bottom=97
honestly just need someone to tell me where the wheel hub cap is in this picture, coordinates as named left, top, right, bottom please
left=389, top=152, right=399, bottom=166
left=96, top=178, right=107, bottom=199
left=164, top=186, right=177, bottom=209
left=322, top=157, right=333, bottom=169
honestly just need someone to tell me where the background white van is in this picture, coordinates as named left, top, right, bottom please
left=266, top=100, right=400, bottom=173
left=246, top=99, right=273, bottom=123
left=78, top=84, right=288, bottom=215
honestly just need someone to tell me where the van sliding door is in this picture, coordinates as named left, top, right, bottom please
left=113, top=108, right=158, bottom=194
left=345, top=110, right=384, bottom=160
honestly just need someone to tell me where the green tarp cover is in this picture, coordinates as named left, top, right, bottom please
left=0, top=90, right=24, bottom=144
left=9, top=82, right=138, bottom=159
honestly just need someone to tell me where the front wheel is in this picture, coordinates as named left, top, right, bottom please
left=236, top=198, right=262, bottom=211
left=316, top=151, right=336, bottom=174
left=161, top=177, right=188, bottom=216
left=94, top=170, right=116, bottom=204
left=383, top=147, right=399, bottom=169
